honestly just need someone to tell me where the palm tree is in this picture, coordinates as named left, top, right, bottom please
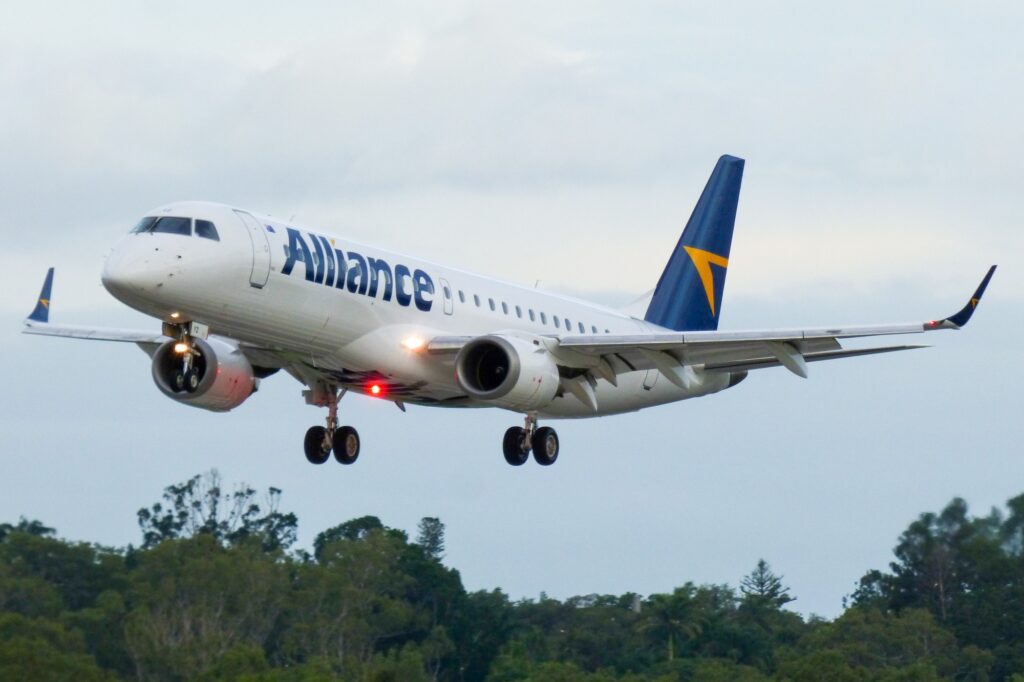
left=640, top=585, right=705, bottom=662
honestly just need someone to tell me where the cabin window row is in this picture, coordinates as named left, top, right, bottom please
left=455, top=289, right=610, bottom=334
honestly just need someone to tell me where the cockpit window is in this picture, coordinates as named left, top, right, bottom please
left=130, top=216, right=158, bottom=233
left=151, top=217, right=192, bottom=236
left=195, top=219, right=220, bottom=241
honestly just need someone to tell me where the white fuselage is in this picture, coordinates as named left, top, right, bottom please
left=101, top=201, right=731, bottom=417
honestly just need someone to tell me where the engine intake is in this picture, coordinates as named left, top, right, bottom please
left=152, top=337, right=256, bottom=412
left=455, top=335, right=559, bottom=411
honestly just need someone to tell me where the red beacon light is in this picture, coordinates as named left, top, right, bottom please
left=367, top=382, right=385, bottom=397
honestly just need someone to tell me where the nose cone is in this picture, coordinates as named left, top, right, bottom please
left=101, top=241, right=174, bottom=309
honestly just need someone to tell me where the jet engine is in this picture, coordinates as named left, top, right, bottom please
left=454, top=335, right=560, bottom=411
left=151, top=336, right=256, bottom=412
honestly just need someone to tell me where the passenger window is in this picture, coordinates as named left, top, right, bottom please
left=489, top=298, right=496, bottom=311
left=515, top=305, right=522, bottom=318
left=458, top=290, right=465, bottom=303
left=529, top=309, right=536, bottom=322
left=605, top=329, right=610, bottom=334
left=564, top=318, right=571, bottom=331
left=540, top=312, right=547, bottom=325
left=131, top=216, right=158, bottom=234
left=443, top=285, right=452, bottom=299
left=553, top=315, right=560, bottom=327
left=578, top=322, right=585, bottom=333
left=474, top=294, right=480, bottom=307
left=501, top=302, right=508, bottom=315
left=195, top=219, right=220, bottom=241
left=591, top=325, right=598, bottom=334
left=152, top=216, right=192, bottom=236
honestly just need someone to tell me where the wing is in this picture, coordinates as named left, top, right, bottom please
left=428, top=266, right=996, bottom=389
left=21, top=267, right=289, bottom=368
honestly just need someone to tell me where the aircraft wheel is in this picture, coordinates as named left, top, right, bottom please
left=173, top=370, right=186, bottom=392
left=502, top=427, right=530, bottom=466
left=184, top=369, right=201, bottom=393
left=304, top=426, right=330, bottom=465
left=333, top=426, right=360, bottom=464
left=532, top=427, right=559, bottom=466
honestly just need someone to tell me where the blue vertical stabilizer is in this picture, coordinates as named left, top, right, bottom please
left=28, top=267, right=54, bottom=323
left=644, top=155, right=744, bottom=331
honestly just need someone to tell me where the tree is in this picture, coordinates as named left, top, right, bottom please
left=136, top=470, right=297, bottom=552
left=417, top=517, right=446, bottom=561
left=779, top=607, right=963, bottom=680
left=123, top=534, right=289, bottom=680
left=313, top=515, right=386, bottom=560
left=640, top=585, right=705, bottom=662
left=0, top=613, right=114, bottom=681
left=740, top=559, right=794, bottom=612
left=0, top=517, right=55, bottom=542
left=0, top=530, right=125, bottom=613
left=280, top=527, right=416, bottom=668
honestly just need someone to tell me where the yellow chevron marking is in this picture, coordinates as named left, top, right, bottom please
left=683, top=246, right=729, bottom=316
left=39, top=299, right=49, bottom=309
left=971, top=297, right=979, bottom=309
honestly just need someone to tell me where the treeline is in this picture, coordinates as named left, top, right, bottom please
left=2, top=471, right=1023, bottom=681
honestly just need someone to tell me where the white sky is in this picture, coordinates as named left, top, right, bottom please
left=1, top=2, right=1021, bottom=617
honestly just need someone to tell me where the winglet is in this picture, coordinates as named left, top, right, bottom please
left=27, top=268, right=55, bottom=323
left=926, top=265, right=996, bottom=330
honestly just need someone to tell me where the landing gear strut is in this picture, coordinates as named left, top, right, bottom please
left=502, top=413, right=559, bottom=466
left=303, top=386, right=361, bottom=465
left=167, top=323, right=201, bottom=394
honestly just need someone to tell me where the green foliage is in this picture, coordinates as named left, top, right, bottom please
left=0, top=517, right=55, bottom=542
left=0, top=612, right=114, bottom=681
left=137, top=470, right=297, bottom=552
left=852, top=493, right=1024, bottom=678
left=741, top=560, right=794, bottom=614
left=416, top=516, right=446, bottom=561
left=3, top=472, right=1024, bottom=681
left=124, top=534, right=289, bottom=680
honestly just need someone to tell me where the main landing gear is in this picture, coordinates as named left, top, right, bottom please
left=502, top=413, right=559, bottom=467
left=303, top=387, right=361, bottom=465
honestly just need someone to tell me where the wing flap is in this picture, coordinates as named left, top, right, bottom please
left=702, top=345, right=926, bottom=374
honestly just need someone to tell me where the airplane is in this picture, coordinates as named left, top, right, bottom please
left=22, top=155, right=995, bottom=467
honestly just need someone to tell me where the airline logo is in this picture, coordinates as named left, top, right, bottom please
left=683, top=246, right=728, bottom=316
left=280, top=228, right=435, bottom=312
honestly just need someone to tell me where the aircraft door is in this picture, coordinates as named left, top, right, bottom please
left=234, top=210, right=271, bottom=289
left=439, top=278, right=454, bottom=315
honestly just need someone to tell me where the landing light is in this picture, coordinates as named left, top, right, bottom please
left=401, top=335, right=426, bottom=351
left=173, top=342, right=190, bottom=354
left=170, top=312, right=180, bottom=319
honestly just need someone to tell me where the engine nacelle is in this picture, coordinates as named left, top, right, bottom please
left=152, top=337, right=256, bottom=412
left=455, top=334, right=560, bottom=411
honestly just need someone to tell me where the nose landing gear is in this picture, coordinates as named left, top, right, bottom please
left=167, top=323, right=202, bottom=394
left=502, top=413, right=559, bottom=466
left=303, top=385, right=361, bottom=466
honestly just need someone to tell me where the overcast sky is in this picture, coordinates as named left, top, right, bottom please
left=1, top=2, right=1022, bottom=618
